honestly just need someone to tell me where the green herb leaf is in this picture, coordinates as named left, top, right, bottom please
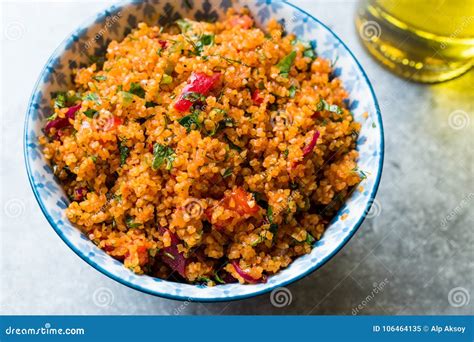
left=178, top=110, right=201, bottom=133
left=152, top=143, right=176, bottom=171
left=182, top=92, right=206, bottom=103
left=214, top=272, right=225, bottom=284
left=83, top=92, right=101, bottom=105
left=267, top=206, right=274, bottom=223
left=145, top=101, right=158, bottom=108
left=289, top=85, right=297, bottom=98
left=125, top=216, right=141, bottom=228
left=161, top=74, right=173, bottom=85
left=352, top=166, right=368, bottom=180
left=270, top=223, right=278, bottom=242
left=276, top=51, right=296, bottom=78
left=120, top=91, right=134, bottom=105
left=118, top=140, right=130, bottom=166
left=54, top=92, right=67, bottom=108
left=250, top=236, right=263, bottom=247
left=176, top=19, right=192, bottom=33
left=196, top=276, right=211, bottom=284
left=303, top=48, right=316, bottom=59
left=224, top=136, right=242, bottom=152
left=316, top=99, right=343, bottom=114
left=306, top=233, right=315, bottom=244
left=83, top=109, right=98, bottom=118
left=222, top=167, right=233, bottom=179
left=148, top=248, right=159, bottom=257
left=93, top=75, right=107, bottom=81
left=129, top=82, right=146, bottom=98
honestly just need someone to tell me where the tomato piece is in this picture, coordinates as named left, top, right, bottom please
left=174, top=72, right=221, bottom=112
left=222, top=188, right=259, bottom=215
left=136, top=245, right=149, bottom=266
left=251, top=89, right=264, bottom=105
left=102, top=116, right=123, bottom=131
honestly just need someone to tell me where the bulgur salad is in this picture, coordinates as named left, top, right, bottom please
left=40, top=10, right=363, bottom=285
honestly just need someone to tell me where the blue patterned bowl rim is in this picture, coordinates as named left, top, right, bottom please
left=23, top=0, right=384, bottom=302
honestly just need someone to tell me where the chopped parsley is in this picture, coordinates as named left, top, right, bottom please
left=178, top=110, right=201, bottom=132
left=83, top=109, right=97, bottom=118
left=152, top=143, right=176, bottom=171
left=118, top=140, right=130, bottom=166
left=306, top=233, right=316, bottom=244
left=194, top=34, right=215, bottom=56
left=145, top=101, right=158, bottom=108
left=54, top=92, right=67, bottom=108
left=352, top=166, right=368, bottom=180
left=148, top=248, right=159, bottom=257
left=129, top=82, right=146, bottom=98
left=161, top=74, right=173, bottom=85
left=289, top=85, right=297, bottom=98
left=316, top=99, right=343, bottom=114
left=270, top=223, right=278, bottom=241
left=176, top=19, right=192, bottom=33
left=53, top=92, right=80, bottom=108
left=83, top=92, right=101, bottom=105
left=276, top=51, right=296, bottom=78
left=92, top=75, right=107, bottom=81
left=214, top=271, right=225, bottom=284
left=209, top=115, right=235, bottom=136
left=222, top=167, right=233, bottom=179
left=120, top=91, right=134, bottom=105
left=182, top=91, right=207, bottom=103
left=267, top=206, right=274, bottom=223
left=125, top=216, right=141, bottom=229
left=224, top=136, right=242, bottom=152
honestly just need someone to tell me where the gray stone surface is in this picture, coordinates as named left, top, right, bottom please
left=1, top=0, right=472, bottom=315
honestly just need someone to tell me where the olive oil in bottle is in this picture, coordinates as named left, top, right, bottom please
left=356, top=0, right=474, bottom=82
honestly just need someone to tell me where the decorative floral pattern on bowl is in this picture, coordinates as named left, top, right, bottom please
left=24, top=0, right=384, bottom=301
